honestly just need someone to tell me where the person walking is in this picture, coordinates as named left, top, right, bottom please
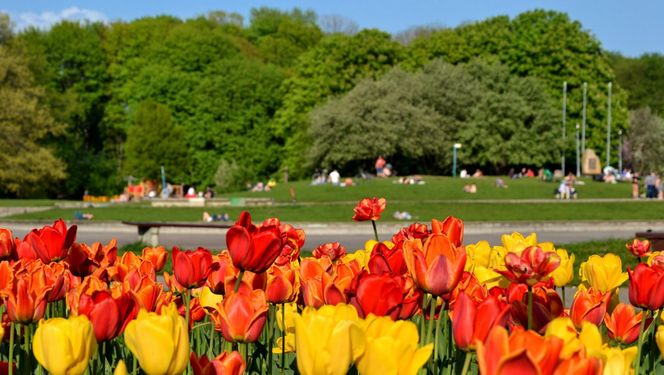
left=645, top=172, right=658, bottom=199
left=632, top=172, right=640, bottom=199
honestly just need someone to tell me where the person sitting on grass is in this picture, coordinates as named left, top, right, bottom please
left=73, top=211, right=94, bottom=220
left=203, top=212, right=230, bottom=222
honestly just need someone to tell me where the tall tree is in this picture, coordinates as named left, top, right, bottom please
left=626, top=107, right=664, bottom=174
left=123, top=100, right=188, bottom=182
left=609, top=52, right=664, bottom=114
left=0, top=46, right=65, bottom=196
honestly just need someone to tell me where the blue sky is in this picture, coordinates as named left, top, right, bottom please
left=2, top=1, right=661, bottom=56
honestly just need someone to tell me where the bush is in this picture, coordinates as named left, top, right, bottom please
left=214, top=159, right=250, bottom=193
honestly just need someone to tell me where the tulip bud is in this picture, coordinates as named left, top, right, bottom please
left=33, top=315, right=97, bottom=375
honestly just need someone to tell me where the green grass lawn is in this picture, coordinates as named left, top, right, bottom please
left=0, top=199, right=59, bottom=207
left=7, top=200, right=664, bottom=222
left=220, top=176, right=633, bottom=202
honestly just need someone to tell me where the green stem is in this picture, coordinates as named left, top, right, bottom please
left=426, top=294, right=437, bottom=344
left=281, top=303, right=286, bottom=375
left=234, top=270, right=245, bottom=293
left=208, top=318, right=215, bottom=357
left=634, top=309, right=648, bottom=375
left=8, top=322, right=14, bottom=375
left=461, top=351, right=473, bottom=375
left=371, top=220, right=380, bottom=242
left=561, top=286, right=566, bottom=308
left=132, top=355, right=137, bottom=375
left=433, top=301, right=446, bottom=374
left=267, top=305, right=274, bottom=375
left=527, top=286, right=533, bottom=330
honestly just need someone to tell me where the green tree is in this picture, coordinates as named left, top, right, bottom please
left=275, top=29, right=404, bottom=177
left=0, top=46, right=65, bottom=196
left=609, top=52, right=664, bottom=114
left=123, top=100, right=188, bottom=182
left=626, top=107, right=664, bottom=174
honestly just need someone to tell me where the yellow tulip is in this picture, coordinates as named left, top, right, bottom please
left=601, top=346, right=637, bottom=375
left=33, top=315, right=97, bottom=375
left=356, top=315, right=432, bottom=375
left=499, top=232, right=538, bottom=254
left=199, top=286, right=224, bottom=309
left=657, top=326, right=664, bottom=359
left=545, top=318, right=602, bottom=360
left=545, top=317, right=581, bottom=358
left=124, top=303, right=189, bottom=375
left=465, top=240, right=492, bottom=271
left=273, top=303, right=297, bottom=354
left=472, top=265, right=508, bottom=289
left=579, top=254, right=628, bottom=293
left=550, top=249, right=575, bottom=287
left=294, top=304, right=366, bottom=375
left=114, top=360, right=128, bottom=375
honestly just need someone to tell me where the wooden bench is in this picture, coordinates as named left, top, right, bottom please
left=635, top=230, right=664, bottom=252
left=122, top=221, right=232, bottom=247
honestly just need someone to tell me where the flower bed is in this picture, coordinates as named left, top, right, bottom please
left=0, top=197, right=661, bottom=374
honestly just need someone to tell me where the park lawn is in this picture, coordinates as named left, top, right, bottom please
left=220, top=176, right=632, bottom=202
left=0, top=199, right=59, bottom=207
left=6, top=200, right=664, bottom=223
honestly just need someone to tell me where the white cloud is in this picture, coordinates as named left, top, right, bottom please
left=12, top=7, right=108, bottom=30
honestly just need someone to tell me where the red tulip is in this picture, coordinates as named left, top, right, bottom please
left=74, top=289, right=138, bottom=342
left=497, top=246, right=560, bottom=286
left=569, top=287, right=611, bottom=328
left=399, top=275, right=423, bottom=319
left=312, top=242, right=346, bottom=261
left=352, top=197, right=386, bottom=222
left=66, top=240, right=117, bottom=277
left=209, top=288, right=268, bottom=343
left=626, top=238, right=651, bottom=257
left=226, top=212, right=282, bottom=273
left=0, top=228, right=14, bottom=259
left=142, top=246, right=168, bottom=272
left=402, top=233, right=466, bottom=296
left=476, top=326, right=563, bottom=375
left=265, top=264, right=299, bottom=304
left=604, top=303, right=649, bottom=344
left=348, top=271, right=403, bottom=320
left=391, top=223, right=429, bottom=246
left=172, top=247, right=214, bottom=289
left=190, top=351, right=246, bottom=375
left=450, top=292, right=510, bottom=351
left=506, top=282, right=564, bottom=333
left=431, top=216, right=464, bottom=247
left=367, top=242, right=407, bottom=275
left=26, top=219, right=77, bottom=263
left=628, top=263, right=664, bottom=310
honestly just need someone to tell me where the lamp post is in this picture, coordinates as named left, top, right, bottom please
left=582, top=82, right=587, bottom=155
left=562, top=81, right=567, bottom=175
left=618, top=130, right=623, bottom=174
left=452, top=143, right=462, bottom=177
left=576, top=124, right=581, bottom=177
left=606, top=82, right=612, bottom=167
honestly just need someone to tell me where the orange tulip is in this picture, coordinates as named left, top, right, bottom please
left=206, top=251, right=238, bottom=295
left=477, top=326, right=563, bottom=375
left=553, top=352, right=603, bottom=375
left=312, top=242, right=347, bottom=261
left=141, top=246, right=168, bottom=272
left=107, top=251, right=143, bottom=282
left=0, top=228, right=15, bottom=259
left=209, top=287, right=268, bottom=343
left=402, top=231, right=466, bottom=296
left=126, top=275, right=165, bottom=312
left=604, top=303, right=649, bottom=344
left=352, top=197, right=386, bottom=222
left=431, top=216, right=464, bottom=247
left=265, top=264, right=299, bottom=304
left=299, top=258, right=356, bottom=308
left=450, top=292, right=510, bottom=351
left=2, top=271, right=52, bottom=323
left=569, top=288, right=611, bottom=328
left=190, top=351, right=246, bottom=375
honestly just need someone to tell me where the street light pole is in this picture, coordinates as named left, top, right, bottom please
left=562, top=81, right=567, bottom=175
left=452, top=143, right=462, bottom=177
left=576, top=124, right=581, bottom=177
left=606, top=82, right=612, bottom=168
left=618, top=130, right=623, bottom=174
left=582, top=82, right=587, bottom=155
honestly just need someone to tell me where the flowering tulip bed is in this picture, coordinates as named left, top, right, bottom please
left=0, top=197, right=664, bottom=375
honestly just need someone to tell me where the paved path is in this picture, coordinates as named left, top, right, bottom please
left=2, top=220, right=659, bottom=250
